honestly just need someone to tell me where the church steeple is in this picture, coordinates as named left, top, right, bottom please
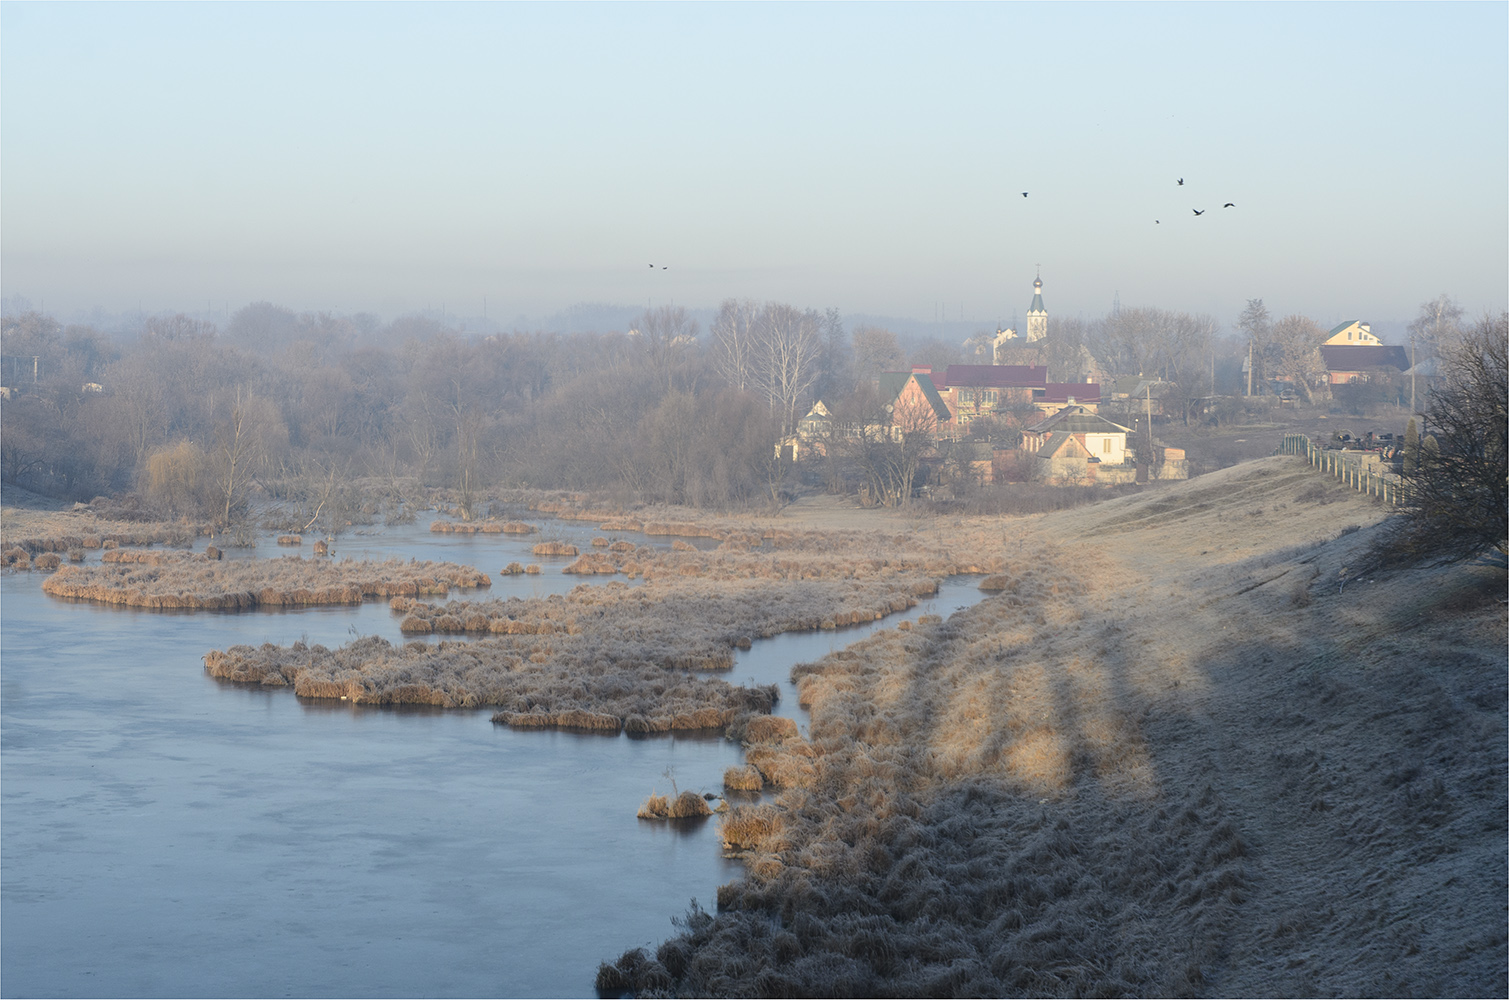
left=1026, top=271, right=1047, bottom=343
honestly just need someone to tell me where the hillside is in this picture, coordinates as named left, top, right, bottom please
left=603, top=456, right=1507, bottom=996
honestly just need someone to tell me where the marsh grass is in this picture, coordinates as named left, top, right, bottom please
left=43, top=557, right=491, bottom=610
left=599, top=538, right=1262, bottom=997
left=1, top=524, right=199, bottom=557
left=204, top=632, right=778, bottom=727
left=639, top=790, right=714, bottom=820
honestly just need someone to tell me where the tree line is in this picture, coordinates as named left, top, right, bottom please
left=0, top=293, right=1472, bottom=520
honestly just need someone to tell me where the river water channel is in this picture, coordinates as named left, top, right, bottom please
left=1, top=519, right=983, bottom=998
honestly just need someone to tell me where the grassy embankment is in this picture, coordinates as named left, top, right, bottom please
left=597, top=457, right=1507, bottom=997
left=41, top=556, right=490, bottom=609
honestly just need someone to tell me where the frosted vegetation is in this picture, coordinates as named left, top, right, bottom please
left=41, top=555, right=490, bottom=609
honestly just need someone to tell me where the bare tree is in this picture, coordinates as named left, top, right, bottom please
left=845, top=387, right=935, bottom=507
left=753, top=303, right=824, bottom=434
left=1408, top=293, right=1466, bottom=411
left=635, top=305, right=699, bottom=394
left=850, top=326, right=906, bottom=386
left=1408, top=293, right=1466, bottom=362
left=1272, top=315, right=1328, bottom=402
left=709, top=298, right=760, bottom=392
left=1237, top=299, right=1274, bottom=395
left=1381, top=312, right=1507, bottom=563
left=210, top=387, right=285, bottom=531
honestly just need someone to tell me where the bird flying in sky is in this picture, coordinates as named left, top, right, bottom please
left=1192, top=209, right=1205, bottom=216
left=1224, top=202, right=1235, bottom=208
left=1177, top=178, right=1184, bottom=186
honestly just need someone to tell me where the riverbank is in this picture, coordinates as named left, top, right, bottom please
left=600, top=456, right=1507, bottom=996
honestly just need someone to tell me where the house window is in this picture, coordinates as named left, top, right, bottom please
left=1103, top=438, right=1111, bottom=454
left=960, top=390, right=973, bottom=404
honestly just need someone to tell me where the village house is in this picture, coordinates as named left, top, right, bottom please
left=1022, top=406, right=1133, bottom=466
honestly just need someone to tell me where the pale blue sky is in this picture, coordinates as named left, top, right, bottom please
left=3, top=2, right=1505, bottom=332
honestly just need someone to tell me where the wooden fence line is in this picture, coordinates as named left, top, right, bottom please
left=1278, top=433, right=1402, bottom=505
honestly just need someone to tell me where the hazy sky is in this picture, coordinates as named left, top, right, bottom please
left=3, top=2, right=1506, bottom=331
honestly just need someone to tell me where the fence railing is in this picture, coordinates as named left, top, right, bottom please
left=1279, top=433, right=1403, bottom=504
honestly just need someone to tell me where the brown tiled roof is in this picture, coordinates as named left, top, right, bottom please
left=1319, top=345, right=1409, bottom=372
left=943, top=364, right=1048, bottom=389
left=1042, top=382, right=1101, bottom=404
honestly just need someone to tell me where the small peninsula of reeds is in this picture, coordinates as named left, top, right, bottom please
left=42, top=556, right=491, bottom=610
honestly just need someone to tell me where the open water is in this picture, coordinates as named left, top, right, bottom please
left=1, top=520, right=981, bottom=997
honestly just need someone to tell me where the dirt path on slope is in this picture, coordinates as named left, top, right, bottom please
left=1040, top=456, right=1507, bottom=995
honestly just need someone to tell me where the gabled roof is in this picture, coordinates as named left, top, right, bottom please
left=943, top=364, right=1048, bottom=389
left=879, top=371, right=952, bottom=423
left=1025, top=405, right=1132, bottom=436
left=1038, top=432, right=1091, bottom=459
left=1319, top=345, right=1409, bottom=372
left=1326, top=320, right=1361, bottom=338
left=1041, top=382, right=1101, bottom=404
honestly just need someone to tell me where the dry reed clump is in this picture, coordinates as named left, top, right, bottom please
left=724, top=765, right=765, bottom=792
left=608, top=539, right=635, bottom=553
left=102, top=539, right=119, bottom=549
left=312, top=540, right=329, bottom=556
left=561, top=553, right=619, bottom=575
left=600, top=518, right=644, bottom=532
left=3, top=546, right=30, bottom=567
left=671, top=539, right=697, bottom=552
left=532, top=540, right=578, bottom=557
left=590, top=536, right=610, bottom=548
left=501, top=521, right=538, bottom=534
left=33, top=552, right=62, bottom=571
left=429, top=519, right=511, bottom=534
left=978, top=574, right=1010, bottom=591
left=524, top=564, right=541, bottom=574
left=67, top=547, right=84, bottom=562
left=639, top=790, right=714, bottom=820
left=42, top=556, right=490, bottom=611
left=745, top=715, right=800, bottom=744
left=500, top=562, right=526, bottom=575
left=204, top=633, right=779, bottom=730
left=277, top=535, right=302, bottom=546
left=204, top=545, right=222, bottom=560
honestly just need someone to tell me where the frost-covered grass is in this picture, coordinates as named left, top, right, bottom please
left=42, top=556, right=490, bottom=609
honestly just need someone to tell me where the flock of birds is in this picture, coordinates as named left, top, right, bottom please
left=1019, top=177, right=1236, bottom=224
